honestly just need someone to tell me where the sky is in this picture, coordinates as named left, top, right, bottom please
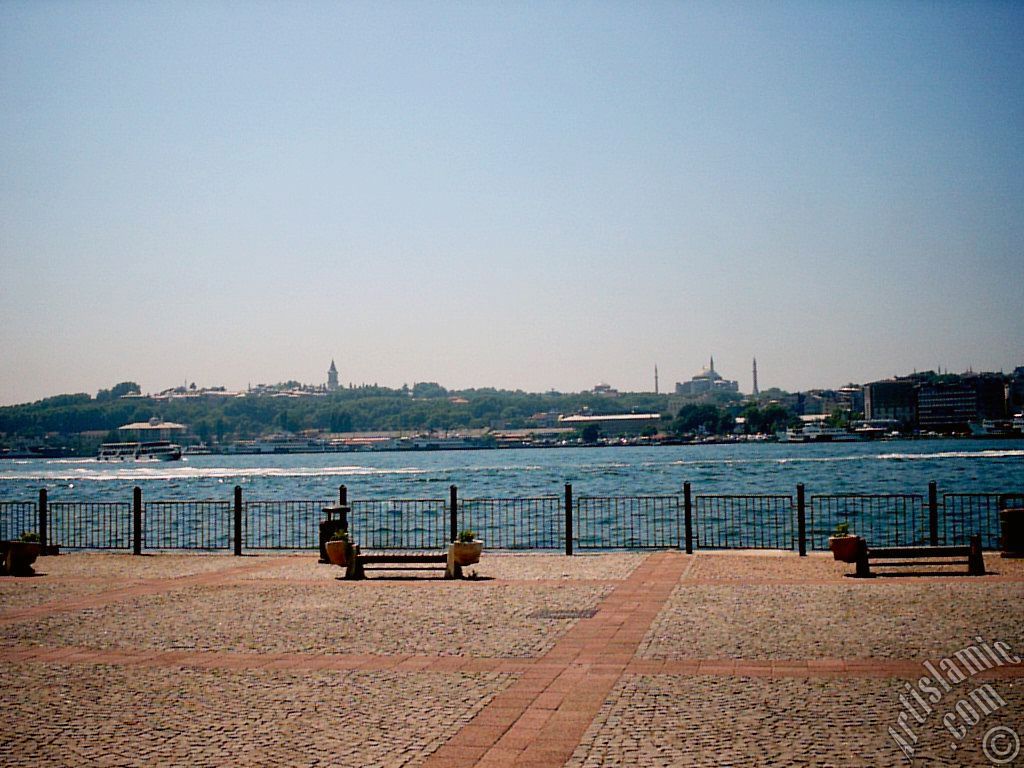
left=2, top=1, right=1023, bottom=406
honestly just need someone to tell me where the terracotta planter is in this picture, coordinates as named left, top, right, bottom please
left=2, top=541, right=42, bottom=576
left=451, top=540, right=483, bottom=566
left=829, top=535, right=863, bottom=563
left=325, top=539, right=349, bottom=567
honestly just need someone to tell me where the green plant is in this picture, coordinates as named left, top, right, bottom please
left=330, top=528, right=350, bottom=542
left=832, top=522, right=851, bottom=537
left=456, top=529, right=477, bottom=543
left=19, top=531, right=40, bottom=543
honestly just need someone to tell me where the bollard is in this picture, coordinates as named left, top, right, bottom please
left=234, top=486, right=243, bottom=557
left=339, top=484, right=347, bottom=506
left=797, top=483, right=806, bottom=557
left=564, top=483, right=573, bottom=556
left=928, top=481, right=939, bottom=546
left=133, top=486, right=143, bottom=555
left=684, top=482, right=693, bottom=554
left=450, top=485, right=458, bottom=543
left=38, top=488, right=48, bottom=550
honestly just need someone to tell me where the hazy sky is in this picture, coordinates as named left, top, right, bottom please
left=2, top=1, right=1022, bottom=405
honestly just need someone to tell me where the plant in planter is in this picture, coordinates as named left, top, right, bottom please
left=325, top=529, right=351, bottom=567
left=828, top=522, right=864, bottom=563
left=451, top=529, right=483, bottom=566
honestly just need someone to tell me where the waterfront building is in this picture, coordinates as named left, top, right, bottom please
left=917, top=374, right=1007, bottom=433
left=674, top=357, right=740, bottom=396
left=327, top=360, right=339, bottom=391
left=863, top=380, right=917, bottom=427
left=1009, top=367, right=1024, bottom=413
left=558, top=413, right=661, bottom=435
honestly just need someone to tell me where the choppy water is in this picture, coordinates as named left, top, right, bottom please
left=1, top=439, right=1021, bottom=504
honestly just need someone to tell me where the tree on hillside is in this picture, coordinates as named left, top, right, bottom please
left=96, top=382, right=141, bottom=402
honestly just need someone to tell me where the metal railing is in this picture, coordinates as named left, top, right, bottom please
left=2, top=483, right=1021, bottom=554
left=0, top=501, right=37, bottom=542
left=49, top=502, right=132, bottom=550
left=575, top=495, right=682, bottom=549
left=694, top=494, right=795, bottom=549
left=245, top=499, right=332, bottom=550
left=809, top=494, right=927, bottom=549
left=460, top=496, right=562, bottom=550
left=943, top=493, right=1024, bottom=550
left=349, top=498, right=449, bottom=550
left=145, top=500, right=233, bottom=550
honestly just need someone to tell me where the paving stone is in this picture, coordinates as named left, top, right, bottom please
left=566, top=674, right=1024, bottom=767
left=0, top=662, right=514, bottom=768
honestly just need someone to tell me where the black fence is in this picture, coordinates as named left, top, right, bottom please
left=576, top=495, right=682, bottom=550
left=3, top=483, right=1022, bottom=555
left=695, top=494, right=795, bottom=550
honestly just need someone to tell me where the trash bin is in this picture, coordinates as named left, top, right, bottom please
left=319, top=505, right=349, bottom=564
left=999, top=507, right=1024, bottom=558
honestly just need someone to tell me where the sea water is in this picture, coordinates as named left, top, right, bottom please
left=1, top=439, right=1021, bottom=504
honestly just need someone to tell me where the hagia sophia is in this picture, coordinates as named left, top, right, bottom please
left=674, top=357, right=740, bottom=396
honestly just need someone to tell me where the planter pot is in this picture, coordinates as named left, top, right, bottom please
left=2, top=541, right=42, bottom=576
left=451, top=540, right=483, bottom=566
left=829, top=535, right=863, bottom=563
left=325, top=539, right=349, bottom=567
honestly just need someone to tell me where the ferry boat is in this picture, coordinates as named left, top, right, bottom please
left=97, top=441, right=183, bottom=461
left=777, top=424, right=863, bottom=443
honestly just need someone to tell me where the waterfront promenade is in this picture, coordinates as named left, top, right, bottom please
left=1, top=551, right=1022, bottom=766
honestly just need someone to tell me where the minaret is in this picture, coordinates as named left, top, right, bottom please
left=710, top=355, right=714, bottom=372
left=655, top=365, right=659, bottom=394
left=752, top=358, right=759, bottom=396
left=327, top=360, right=339, bottom=391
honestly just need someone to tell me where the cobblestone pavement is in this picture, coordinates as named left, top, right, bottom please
left=640, top=581, right=1024, bottom=661
left=1, top=550, right=1021, bottom=767
left=0, top=662, right=514, bottom=768
left=566, top=675, right=1024, bottom=767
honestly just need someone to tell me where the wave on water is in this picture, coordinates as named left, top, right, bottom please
left=876, top=450, right=1024, bottom=461
left=0, top=465, right=436, bottom=482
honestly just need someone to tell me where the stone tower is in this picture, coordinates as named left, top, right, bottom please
left=327, top=360, right=339, bottom=391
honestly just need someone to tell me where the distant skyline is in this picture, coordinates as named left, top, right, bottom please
left=2, top=1, right=1023, bottom=407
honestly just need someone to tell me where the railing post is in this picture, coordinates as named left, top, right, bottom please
left=684, top=482, right=693, bottom=554
left=928, top=481, right=939, bottom=546
left=564, top=483, right=573, bottom=556
left=234, top=485, right=243, bottom=556
left=339, top=484, right=347, bottom=506
left=38, top=488, right=48, bottom=550
left=133, top=486, right=142, bottom=555
left=449, top=485, right=458, bottom=543
left=797, top=483, right=806, bottom=557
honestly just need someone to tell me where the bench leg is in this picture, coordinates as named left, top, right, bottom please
left=344, top=544, right=364, bottom=580
left=445, top=548, right=463, bottom=579
left=969, top=535, right=985, bottom=576
left=855, top=540, right=871, bottom=578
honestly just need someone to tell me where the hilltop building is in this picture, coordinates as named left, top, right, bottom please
left=592, top=383, right=620, bottom=398
left=675, top=357, right=740, bottom=396
left=327, top=360, right=339, bottom=391
left=117, top=417, right=187, bottom=442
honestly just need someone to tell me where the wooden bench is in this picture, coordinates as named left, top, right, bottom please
left=854, top=535, right=984, bottom=577
left=344, top=544, right=464, bottom=580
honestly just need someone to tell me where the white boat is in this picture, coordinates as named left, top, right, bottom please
left=777, top=424, right=863, bottom=443
left=98, top=441, right=183, bottom=461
